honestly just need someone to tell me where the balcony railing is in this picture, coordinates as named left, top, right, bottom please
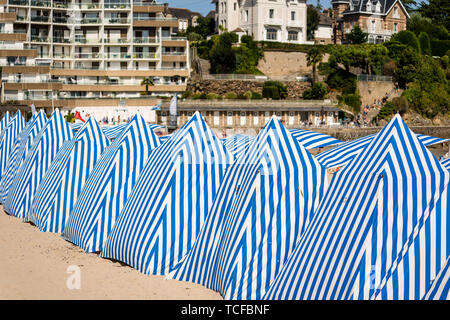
left=73, top=52, right=102, bottom=59
left=9, top=0, right=29, bottom=5
left=105, top=52, right=131, bottom=59
left=30, top=35, right=50, bottom=42
left=104, top=3, right=131, bottom=9
left=104, top=38, right=130, bottom=43
left=16, top=15, right=28, bottom=21
left=80, top=18, right=101, bottom=24
left=161, top=51, right=185, bottom=56
left=30, top=0, right=51, bottom=7
left=134, top=37, right=158, bottom=43
left=133, top=52, right=159, bottom=59
left=53, top=37, right=71, bottom=43
left=72, top=3, right=101, bottom=10
left=53, top=53, right=72, bottom=58
left=53, top=17, right=68, bottom=23
left=106, top=18, right=131, bottom=24
left=74, top=37, right=101, bottom=44
left=161, top=37, right=187, bottom=41
left=31, top=16, right=50, bottom=23
left=53, top=2, right=70, bottom=8
left=133, top=16, right=177, bottom=21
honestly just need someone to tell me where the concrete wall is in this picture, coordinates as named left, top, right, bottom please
left=357, top=80, right=396, bottom=108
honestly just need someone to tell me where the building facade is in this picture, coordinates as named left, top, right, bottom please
left=167, top=7, right=201, bottom=32
left=332, top=0, right=409, bottom=44
left=0, top=0, right=189, bottom=121
left=213, top=0, right=308, bottom=44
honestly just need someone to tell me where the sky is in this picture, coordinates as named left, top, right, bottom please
left=163, top=0, right=332, bottom=16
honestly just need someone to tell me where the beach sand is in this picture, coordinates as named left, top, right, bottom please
left=0, top=207, right=222, bottom=300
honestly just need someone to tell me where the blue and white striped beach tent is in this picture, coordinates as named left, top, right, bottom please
left=102, top=123, right=164, bottom=140
left=0, top=111, right=47, bottom=203
left=62, top=114, right=160, bottom=252
left=441, top=158, right=450, bottom=171
left=100, top=111, right=233, bottom=275
left=423, top=257, right=449, bottom=300
left=159, top=134, right=172, bottom=144
left=264, top=114, right=449, bottom=300
left=4, top=109, right=73, bottom=219
left=222, top=134, right=256, bottom=159
left=168, top=117, right=328, bottom=299
left=0, top=111, right=26, bottom=179
left=28, top=117, right=110, bottom=233
left=316, top=133, right=450, bottom=169
left=289, top=129, right=342, bottom=149
left=0, top=111, right=12, bottom=133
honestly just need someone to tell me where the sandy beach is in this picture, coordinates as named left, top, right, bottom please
left=0, top=207, right=222, bottom=300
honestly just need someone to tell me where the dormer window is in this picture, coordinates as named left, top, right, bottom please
left=375, top=1, right=381, bottom=12
left=393, top=7, right=399, bottom=18
left=366, top=2, right=372, bottom=11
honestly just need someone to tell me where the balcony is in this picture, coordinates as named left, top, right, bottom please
left=80, top=18, right=101, bottom=24
left=31, top=16, right=50, bottom=23
left=104, top=2, right=131, bottom=9
left=133, top=52, right=159, bottom=59
left=104, top=38, right=130, bottom=44
left=53, top=53, right=72, bottom=58
left=134, top=37, right=158, bottom=44
left=105, top=52, right=131, bottom=59
left=16, top=15, right=28, bottom=22
left=30, top=35, right=50, bottom=42
left=74, top=37, right=101, bottom=44
left=53, top=1, right=70, bottom=9
left=72, top=3, right=101, bottom=10
left=30, top=0, right=51, bottom=7
left=53, top=37, right=71, bottom=43
left=105, top=18, right=131, bottom=24
left=73, top=52, right=102, bottom=59
left=53, top=17, right=68, bottom=23
left=9, top=0, right=29, bottom=5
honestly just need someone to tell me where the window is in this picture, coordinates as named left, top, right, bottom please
left=266, top=28, right=277, bottom=40
left=269, top=9, right=274, bottom=19
left=288, top=30, right=298, bottom=41
left=291, top=11, right=296, bottom=21
left=394, top=22, right=398, bottom=33
left=371, top=20, right=376, bottom=32
left=245, top=10, right=248, bottom=22
left=394, top=7, right=399, bottom=18
left=234, top=2, right=236, bottom=11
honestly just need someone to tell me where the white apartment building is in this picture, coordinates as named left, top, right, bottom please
left=213, top=0, right=308, bottom=44
left=0, top=0, right=190, bottom=121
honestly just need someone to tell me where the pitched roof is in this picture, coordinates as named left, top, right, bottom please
left=343, top=0, right=410, bottom=18
left=167, top=7, right=202, bottom=20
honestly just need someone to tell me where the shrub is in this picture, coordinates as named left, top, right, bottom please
left=224, top=92, right=238, bottom=99
left=262, top=80, right=287, bottom=100
left=181, top=90, right=192, bottom=99
left=244, top=91, right=253, bottom=100
left=206, top=92, right=220, bottom=100
left=262, top=86, right=280, bottom=99
left=418, top=32, right=432, bottom=55
left=326, top=69, right=357, bottom=94
left=431, top=40, right=450, bottom=57
left=339, top=93, right=362, bottom=114
left=192, top=93, right=207, bottom=99
left=391, top=31, right=421, bottom=53
left=251, top=91, right=263, bottom=99
left=303, top=82, right=327, bottom=100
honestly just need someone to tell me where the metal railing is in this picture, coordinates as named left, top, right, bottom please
left=30, top=0, right=51, bottom=7
left=133, top=37, right=158, bottom=43
left=203, top=74, right=269, bottom=81
left=356, top=74, right=393, bottom=82
left=104, top=38, right=130, bottom=43
left=105, top=18, right=131, bottom=24
left=31, top=16, right=50, bottom=22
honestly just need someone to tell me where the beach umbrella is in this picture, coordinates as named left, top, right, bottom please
left=28, top=117, right=110, bottom=233
left=0, top=111, right=26, bottom=179
left=316, top=133, right=450, bottom=169
left=222, top=134, right=256, bottom=159
left=100, top=111, right=233, bottom=275
left=0, top=111, right=47, bottom=203
left=423, top=257, right=449, bottom=300
left=289, top=128, right=342, bottom=149
left=168, top=117, right=328, bottom=299
left=62, top=114, right=160, bottom=252
left=441, top=158, right=450, bottom=171
left=264, top=114, right=449, bottom=300
left=4, top=109, right=73, bottom=219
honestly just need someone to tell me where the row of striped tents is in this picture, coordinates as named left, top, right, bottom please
left=100, top=112, right=233, bottom=275
left=264, top=115, right=449, bottom=300
left=441, top=158, right=450, bottom=171
left=423, top=257, right=449, bottom=300
left=289, top=128, right=342, bottom=149
left=316, top=133, right=450, bottom=169
left=28, top=117, right=110, bottom=233
left=0, top=112, right=47, bottom=203
left=4, top=109, right=73, bottom=219
left=0, top=111, right=26, bottom=180
left=168, top=117, right=328, bottom=299
left=222, top=134, right=256, bottom=159
left=62, top=114, right=161, bottom=252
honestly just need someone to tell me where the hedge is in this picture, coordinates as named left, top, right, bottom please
left=431, top=40, right=450, bottom=57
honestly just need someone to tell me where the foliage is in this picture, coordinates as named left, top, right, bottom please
left=192, top=93, right=207, bottom=99
left=418, top=32, right=432, bottom=55
left=224, top=92, right=238, bottom=99
left=391, top=30, right=421, bottom=53
left=407, top=12, right=450, bottom=40
left=206, top=92, right=221, bottom=100
left=259, top=41, right=333, bottom=53
left=233, top=35, right=264, bottom=74
left=338, top=93, right=362, bottom=114
left=185, top=17, right=215, bottom=40
left=251, top=91, right=263, bottom=99
left=348, top=25, right=368, bottom=44
left=262, top=81, right=287, bottom=100
left=307, top=6, right=320, bottom=40
left=64, top=112, right=75, bottom=123
left=303, top=82, right=328, bottom=100
left=306, top=47, right=324, bottom=84
left=210, top=32, right=238, bottom=74
left=430, top=39, right=450, bottom=56
left=392, top=47, right=421, bottom=88
left=418, top=0, right=450, bottom=31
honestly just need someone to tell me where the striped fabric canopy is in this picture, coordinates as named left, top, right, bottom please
left=289, top=128, right=342, bottom=149
left=4, top=109, right=73, bottom=219
left=423, top=257, right=449, bottom=300
left=222, top=134, right=256, bottom=159
left=28, top=117, right=110, bottom=233
left=0, top=111, right=47, bottom=203
left=168, top=117, right=327, bottom=299
left=441, top=158, right=450, bottom=171
left=69, top=122, right=85, bottom=131
left=159, top=134, right=172, bottom=143
left=0, top=112, right=12, bottom=132
left=264, top=115, right=449, bottom=300
left=62, top=114, right=161, bottom=252
left=316, top=133, right=450, bottom=169
left=100, top=111, right=233, bottom=275
left=0, top=111, right=26, bottom=180
left=102, top=123, right=164, bottom=140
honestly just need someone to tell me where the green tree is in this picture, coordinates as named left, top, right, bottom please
left=367, top=45, right=389, bottom=75
left=392, top=47, right=421, bottom=88
left=418, top=32, right=432, bottom=55
left=233, top=35, right=264, bottom=74
left=306, top=47, right=324, bottom=84
left=141, top=77, right=154, bottom=96
left=307, top=6, right=320, bottom=40
left=210, top=32, right=238, bottom=73
left=407, top=12, right=450, bottom=40
left=419, top=0, right=450, bottom=31
left=303, top=82, right=327, bottom=100
left=391, top=30, right=421, bottom=53
left=186, top=17, right=216, bottom=40
left=348, top=25, right=368, bottom=44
